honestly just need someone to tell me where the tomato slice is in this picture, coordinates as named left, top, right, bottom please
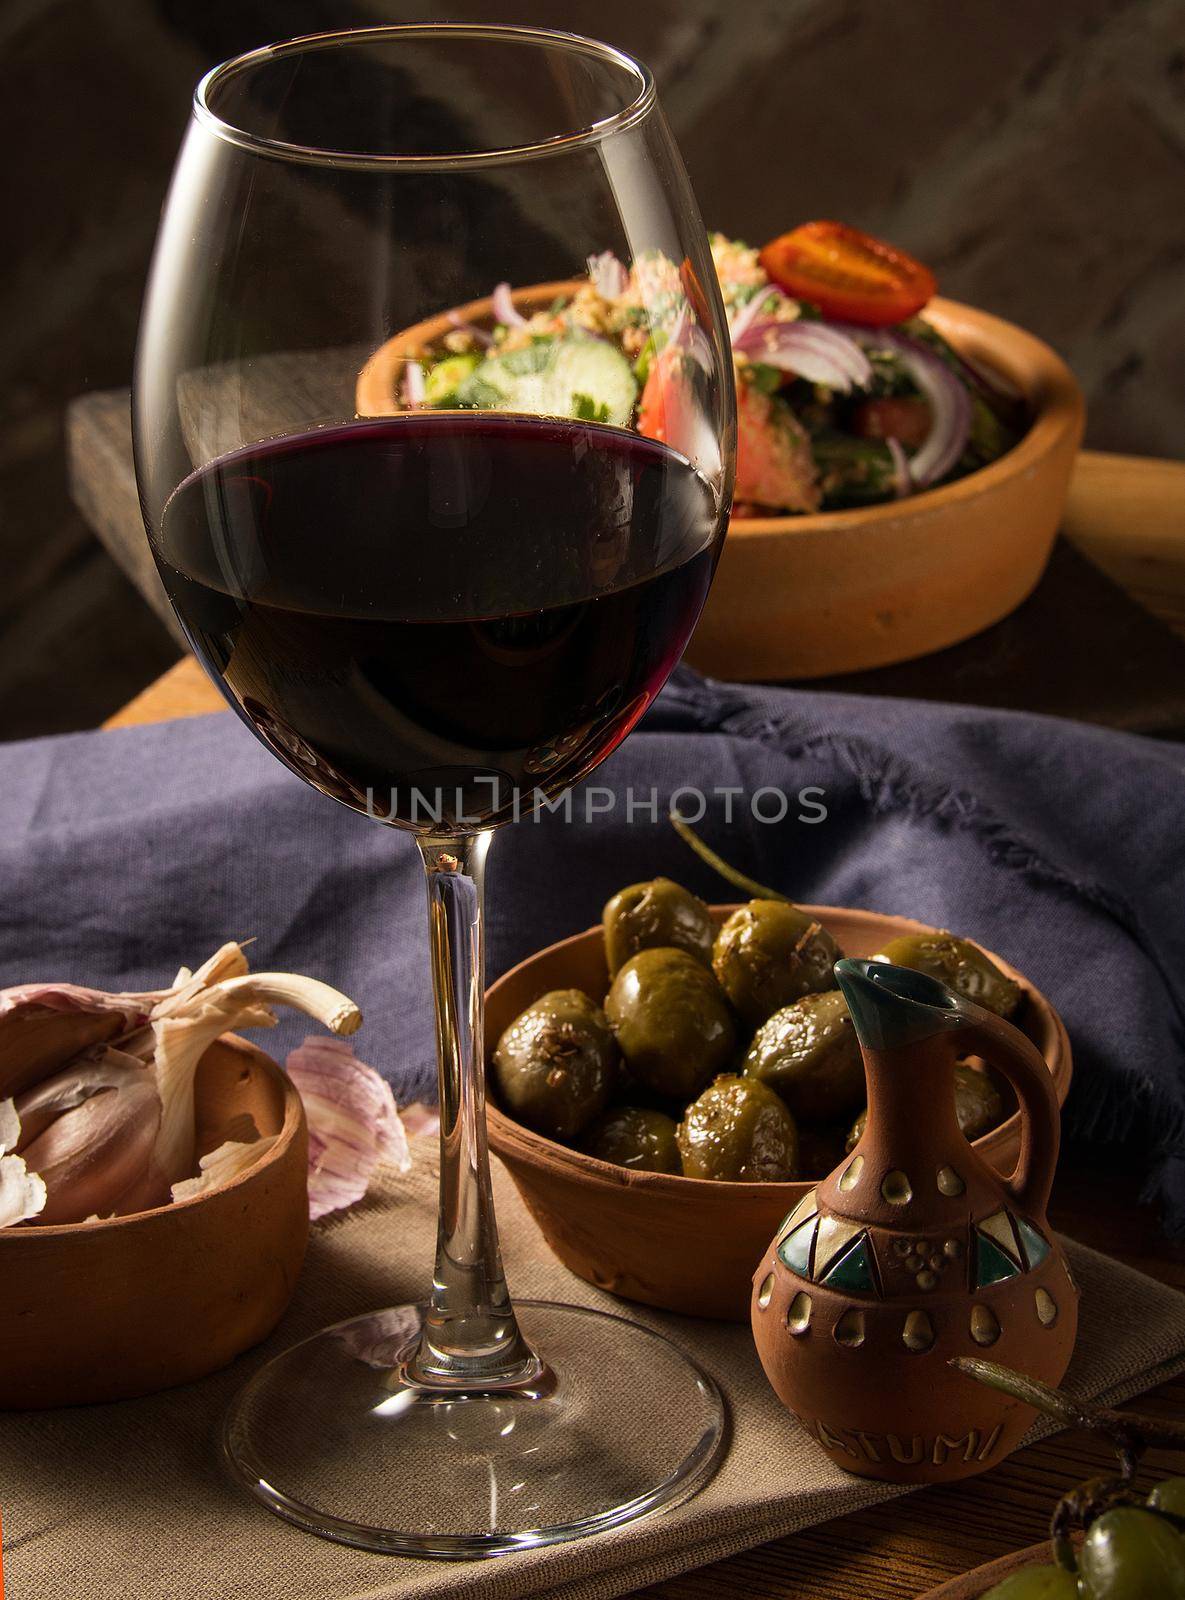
left=759, top=221, right=936, bottom=326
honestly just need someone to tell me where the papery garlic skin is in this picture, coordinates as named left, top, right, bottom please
left=145, top=966, right=361, bottom=1199
left=171, top=1134, right=279, bottom=1204
left=287, top=1037, right=409, bottom=1221
left=0, top=1098, right=47, bottom=1228
left=0, top=1097, right=19, bottom=1155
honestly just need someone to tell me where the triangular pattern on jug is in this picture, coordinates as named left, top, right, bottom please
left=974, top=1230, right=1021, bottom=1289
left=1014, top=1216, right=1051, bottom=1270
left=813, top=1215, right=865, bottom=1278
left=777, top=1216, right=817, bottom=1277
left=818, top=1232, right=878, bottom=1296
left=977, top=1209, right=1022, bottom=1265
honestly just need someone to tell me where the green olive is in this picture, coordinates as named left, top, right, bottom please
left=1078, top=1506, right=1185, bottom=1598
left=981, top=1566, right=1078, bottom=1598
left=743, top=990, right=865, bottom=1122
left=874, top=932, right=1021, bottom=1018
left=845, top=1063, right=1004, bottom=1153
left=492, top=989, right=617, bottom=1142
left=953, top=1062, right=1005, bottom=1140
left=678, top=1075, right=799, bottom=1182
left=602, top=877, right=714, bottom=976
left=605, top=948, right=737, bottom=1101
left=584, top=1106, right=681, bottom=1174
left=712, top=900, right=840, bottom=1028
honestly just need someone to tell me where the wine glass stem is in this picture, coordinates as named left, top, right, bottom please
left=408, top=831, right=544, bottom=1390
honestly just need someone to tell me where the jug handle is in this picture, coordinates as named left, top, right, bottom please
left=957, top=1011, right=1060, bottom=1219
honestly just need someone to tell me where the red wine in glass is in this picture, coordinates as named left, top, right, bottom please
left=154, top=413, right=718, bottom=827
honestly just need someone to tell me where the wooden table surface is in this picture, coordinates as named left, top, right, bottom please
left=103, top=452, right=1185, bottom=1598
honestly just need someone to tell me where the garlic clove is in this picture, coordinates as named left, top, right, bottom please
left=13, top=1046, right=149, bottom=1149
left=20, top=1073, right=163, bottom=1225
left=286, top=1036, right=409, bottom=1221
left=398, top=1102, right=441, bottom=1140
left=0, top=1100, right=48, bottom=1229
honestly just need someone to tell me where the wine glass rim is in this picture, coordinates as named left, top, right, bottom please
left=193, top=24, right=656, bottom=171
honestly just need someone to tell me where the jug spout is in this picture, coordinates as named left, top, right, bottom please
left=834, top=958, right=967, bottom=1052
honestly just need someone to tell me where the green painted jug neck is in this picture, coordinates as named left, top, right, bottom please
left=835, top=957, right=970, bottom=1052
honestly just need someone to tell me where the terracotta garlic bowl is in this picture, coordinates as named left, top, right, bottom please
left=484, top=906, right=1071, bottom=1322
left=750, top=959, right=1078, bottom=1485
left=0, top=1035, right=307, bottom=1409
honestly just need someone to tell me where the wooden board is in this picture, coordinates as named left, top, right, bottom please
left=1066, top=451, right=1185, bottom=636
left=103, top=656, right=222, bottom=729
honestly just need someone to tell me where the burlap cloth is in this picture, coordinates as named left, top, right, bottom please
left=6, top=1140, right=1185, bottom=1600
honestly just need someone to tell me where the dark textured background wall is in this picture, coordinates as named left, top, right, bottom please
left=3, top=0, right=1183, bottom=737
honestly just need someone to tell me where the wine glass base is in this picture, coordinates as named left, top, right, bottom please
left=223, top=1299, right=726, bottom=1559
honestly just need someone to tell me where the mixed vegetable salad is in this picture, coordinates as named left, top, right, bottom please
left=403, top=221, right=1029, bottom=516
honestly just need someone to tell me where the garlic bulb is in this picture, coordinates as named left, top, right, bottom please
left=0, top=945, right=362, bottom=1228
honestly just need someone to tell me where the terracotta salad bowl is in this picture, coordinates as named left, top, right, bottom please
left=358, top=283, right=1083, bottom=681
left=484, top=905, right=1070, bottom=1322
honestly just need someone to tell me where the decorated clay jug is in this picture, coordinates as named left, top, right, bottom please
left=751, top=957, right=1077, bottom=1485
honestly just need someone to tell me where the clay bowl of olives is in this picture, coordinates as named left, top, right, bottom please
left=485, top=889, right=1071, bottom=1321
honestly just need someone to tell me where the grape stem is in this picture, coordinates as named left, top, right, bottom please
left=668, top=813, right=789, bottom=902
left=950, top=1356, right=1185, bottom=1457
left=951, top=1355, right=1185, bottom=1573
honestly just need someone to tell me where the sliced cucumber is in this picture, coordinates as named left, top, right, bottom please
left=424, top=353, right=481, bottom=406
left=456, top=336, right=638, bottom=426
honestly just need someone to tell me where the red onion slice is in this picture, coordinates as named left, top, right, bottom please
left=668, top=305, right=714, bottom=373
left=446, top=311, right=494, bottom=349
left=491, top=281, right=528, bottom=328
left=728, top=287, right=782, bottom=344
left=402, top=359, right=425, bottom=408
left=586, top=249, right=629, bottom=299
left=733, top=319, right=874, bottom=391
left=834, top=325, right=972, bottom=486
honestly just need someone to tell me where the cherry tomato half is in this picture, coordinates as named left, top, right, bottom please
left=759, top=221, right=937, bottom=326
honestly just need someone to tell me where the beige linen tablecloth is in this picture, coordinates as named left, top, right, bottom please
left=6, top=1142, right=1185, bottom=1600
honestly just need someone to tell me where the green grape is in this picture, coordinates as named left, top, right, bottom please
left=1078, top=1507, right=1185, bottom=1598
left=1149, top=1478, right=1185, bottom=1519
left=982, top=1564, right=1078, bottom=1597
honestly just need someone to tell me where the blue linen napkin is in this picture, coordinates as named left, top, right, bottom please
left=2, top=667, right=1184, bottom=1224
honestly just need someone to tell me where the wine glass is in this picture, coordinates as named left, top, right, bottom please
left=134, top=25, right=735, bottom=1558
